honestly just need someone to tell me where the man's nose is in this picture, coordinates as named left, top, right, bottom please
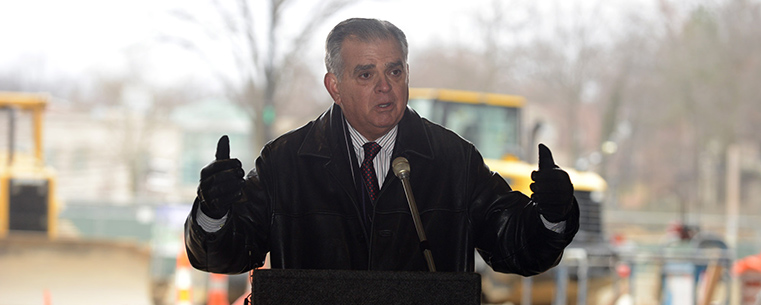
left=375, top=75, right=391, bottom=93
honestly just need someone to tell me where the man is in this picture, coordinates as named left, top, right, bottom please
left=185, top=18, right=578, bottom=275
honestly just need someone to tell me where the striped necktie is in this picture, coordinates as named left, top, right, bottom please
left=361, top=142, right=382, bottom=202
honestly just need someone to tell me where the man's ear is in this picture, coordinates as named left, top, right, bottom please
left=405, top=63, right=410, bottom=83
left=324, top=73, right=341, bottom=105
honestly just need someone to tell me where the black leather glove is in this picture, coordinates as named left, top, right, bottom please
left=530, top=144, right=574, bottom=223
left=198, top=135, right=245, bottom=219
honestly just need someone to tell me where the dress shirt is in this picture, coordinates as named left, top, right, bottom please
left=346, top=123, right=397, bottom=187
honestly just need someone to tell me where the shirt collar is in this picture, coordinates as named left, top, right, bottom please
left=346, top=121, right=397, bottom=155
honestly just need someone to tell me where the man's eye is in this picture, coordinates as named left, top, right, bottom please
left=359, top=72, right=371, bottom=79
left=390, top=69, right=402, bottom=76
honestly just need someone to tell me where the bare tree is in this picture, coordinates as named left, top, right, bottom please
left=0, top=54, right=79, bottom=98
left=161, top=0, right=361, bottom=158
left=411, top=0, right=617, bottom=166
left=411, top=0, right=538, bottom=94
left=589, top=9, right=660, bottom=208
left=523, top=1, right=615, bottom=164
left=612, top=0, right=761, bottom=214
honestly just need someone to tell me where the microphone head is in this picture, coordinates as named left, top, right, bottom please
left=392, top=157, right=410, bottom=179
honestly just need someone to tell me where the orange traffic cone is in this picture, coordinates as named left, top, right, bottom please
left=43, top=289, right=51, bottom=305
left=207, top=273, right=230, bottom=305
left=175, top=249, right=193, bottom=305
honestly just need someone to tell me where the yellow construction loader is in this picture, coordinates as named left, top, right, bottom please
left=0, top=92, right=152, bottom=305
left=408, top=88, right=612, bottom=304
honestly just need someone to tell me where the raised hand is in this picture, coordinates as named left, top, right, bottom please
left=199, top=135, right=245, bottom=219
left=530, top=144, right=574, bottom=223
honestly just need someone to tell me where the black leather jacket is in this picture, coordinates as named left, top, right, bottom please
left=185, top=104, right=579, bottom=275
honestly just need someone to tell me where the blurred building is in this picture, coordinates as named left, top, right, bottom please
left=44, top=97, right=251, bottom=206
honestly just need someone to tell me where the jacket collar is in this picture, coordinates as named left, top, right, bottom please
left=298, top=103, right=434, bottom=161
left=393, top=105, right=435, bottom=161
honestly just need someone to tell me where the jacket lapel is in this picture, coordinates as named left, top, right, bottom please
left=385, top=107, right=435, bottom=187
left=394, top=107, right=435, bottom=160
left=297, top=104, right=360, bottom=202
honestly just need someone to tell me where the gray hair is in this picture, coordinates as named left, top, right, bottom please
left=324, top=18, right=408, bottom=80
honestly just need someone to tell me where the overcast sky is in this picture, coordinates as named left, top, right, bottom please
left=0, top=0, right=658, bottom=87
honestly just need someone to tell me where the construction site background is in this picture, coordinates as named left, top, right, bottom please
left=1, top=93, right=760, bottom=304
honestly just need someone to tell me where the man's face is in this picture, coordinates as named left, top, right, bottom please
left=324, top=37, right=409, bottom=141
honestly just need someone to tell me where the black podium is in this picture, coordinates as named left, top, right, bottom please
left=251, top=269, right=481, bottom=304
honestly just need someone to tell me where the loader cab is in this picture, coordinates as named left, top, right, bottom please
left=0, top=92, right=58, bottom=239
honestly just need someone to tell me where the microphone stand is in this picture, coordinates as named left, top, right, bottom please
left=393, top=157, right=436, bottom=272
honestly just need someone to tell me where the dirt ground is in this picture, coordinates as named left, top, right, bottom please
left=0, top=234, right=152, bottom=305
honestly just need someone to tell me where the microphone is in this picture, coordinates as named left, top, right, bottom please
left=392, top=157, right=411, bottom=179
left=393, top=157, right=436, bottom=272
